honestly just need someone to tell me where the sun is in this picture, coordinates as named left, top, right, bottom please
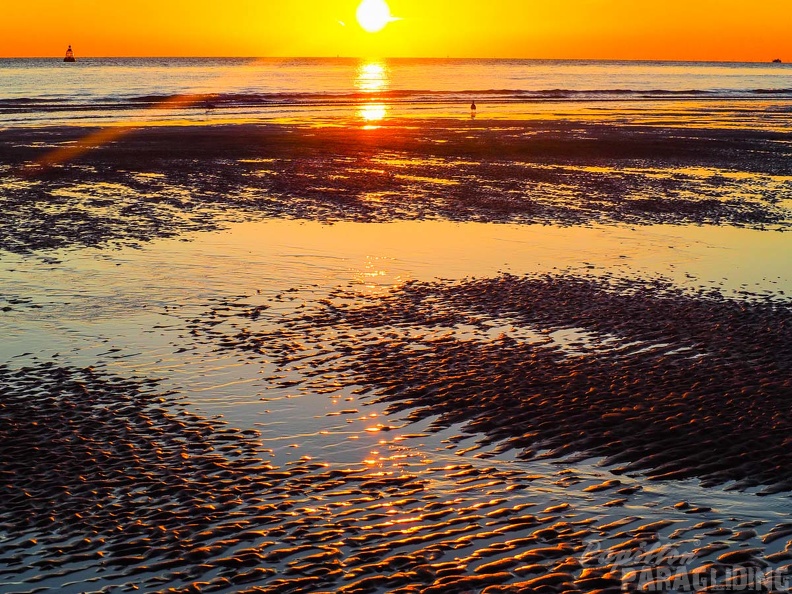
left=356, top=0, right=393, bottom=33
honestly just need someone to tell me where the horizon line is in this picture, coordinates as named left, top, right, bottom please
left=1, top=55, right=786, bottom=64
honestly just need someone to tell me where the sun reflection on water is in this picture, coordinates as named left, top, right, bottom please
left=359, top=103, right=388, bottom=123
left=356, top=61, right=390, bottom=126
left=352, top=254, right=402, bottom=293
left=356, top=62, right=389, bottom=93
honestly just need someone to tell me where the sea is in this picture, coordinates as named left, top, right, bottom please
left=1, top=57, right=791, bottom=126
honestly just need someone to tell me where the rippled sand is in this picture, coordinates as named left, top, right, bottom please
left=1, top=116, right=792, bottom=593
left=3, top=362, right=792, bottom=593
left=0, top=219, right=789, bottom=593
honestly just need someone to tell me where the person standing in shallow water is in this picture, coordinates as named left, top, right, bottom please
left=470, top=100, right=477, bottom=118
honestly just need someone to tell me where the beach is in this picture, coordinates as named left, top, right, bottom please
left=3, top=119, right=791, bottom=254
left=2, top=58, right=792, bottom=593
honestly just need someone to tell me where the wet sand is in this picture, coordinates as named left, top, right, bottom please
left=2, top=362, right=792, bottom=594
left=2, top=115, right=792, bottom=593
left=1, top=120, right=790, bottom=253
left=191, top=273, right=792, bottom=492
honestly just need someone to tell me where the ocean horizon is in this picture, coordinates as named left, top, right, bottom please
left=2, top=57, right=791, bottom=127
left=3, top=55, right=787, bottom=61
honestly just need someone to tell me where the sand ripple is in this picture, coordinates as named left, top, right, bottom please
left=3, top=360, right=792, bottom=592
left=194, top=273, right=792, bottom=493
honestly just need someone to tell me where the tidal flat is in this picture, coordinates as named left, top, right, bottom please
left=1, top=114, right=791, bottom=593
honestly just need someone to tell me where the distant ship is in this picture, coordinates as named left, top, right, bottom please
left=772, top=58, right=782, bottom=63
left=64, top=46, right=75, bottom=62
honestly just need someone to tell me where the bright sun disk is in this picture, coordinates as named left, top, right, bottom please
left=356, top=0, right=393, bottom=33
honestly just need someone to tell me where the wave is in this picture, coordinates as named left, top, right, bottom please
left=2, top=87, right=791, bottom=113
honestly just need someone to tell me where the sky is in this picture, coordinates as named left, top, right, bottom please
left=1, top=0, right=790, bottom=61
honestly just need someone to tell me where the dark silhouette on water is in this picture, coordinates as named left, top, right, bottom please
left=470, top=100, right=476, bottom=119
left=64, top=45, right=75, bottom=63
left=772, top=58, right=782, bottom=63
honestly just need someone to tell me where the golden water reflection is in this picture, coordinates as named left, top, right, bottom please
left=359, top=103, right=388, bottom=123
left=356, top=61, right=390, bottom=125
left=356, top=61, right=389, bottom=94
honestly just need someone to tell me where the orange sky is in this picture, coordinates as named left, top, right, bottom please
left=2, top=0, right=790, bottom=61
